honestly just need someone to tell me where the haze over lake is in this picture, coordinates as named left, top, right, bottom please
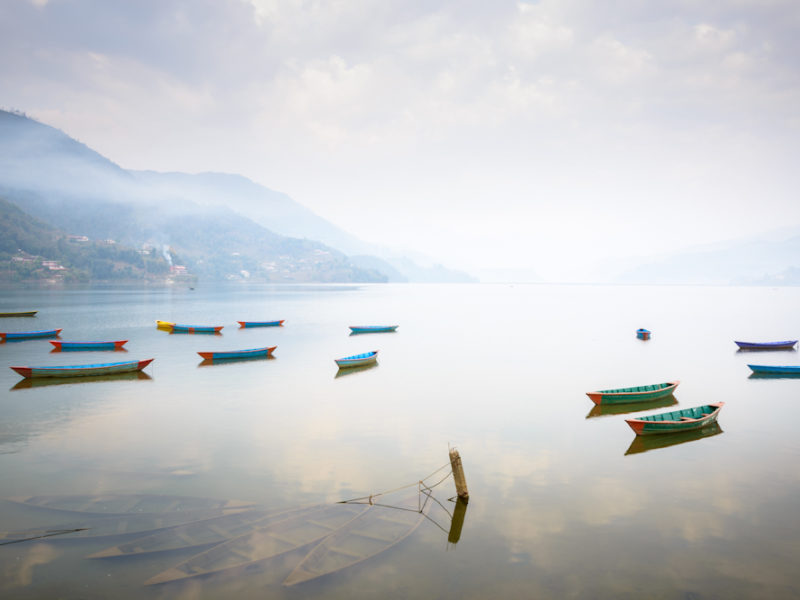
left=1, top=283, right=799, bottom=599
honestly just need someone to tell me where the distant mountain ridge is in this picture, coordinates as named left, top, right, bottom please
left=0, top=109, right=474, bottom=283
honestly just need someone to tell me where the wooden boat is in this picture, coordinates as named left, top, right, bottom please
left=636, top=328, right=651, bottom=340
left=349, top=325, right=398, bottom=334
left=171, top=324, right=223, bottom=334
left=335, top=351, right=379, bottom=369
left=156, top=320, right=175, bottom=329
left=284, top=494, right=427, bottom=586
left=197, top=346, right=276, bottom=361
left=50, top=340, right=128, bottom=351
left=586, top=381, right=679, bottom=405
left=1, top=328, right=61, bottom=341
left=747, top=364, right=800, bottom=375
left=5, top=494, right=256, bottom=516
left=0, top=310, right=37, bottom=317
left=736, top=340, right=797, bottom=350
left=145, top=503, right=369, bottom=585
left=625, top=402, right=724, bottom=436
left=237, top=320, right=284, bottom=328
left=10, top=358, right=154, bottom=379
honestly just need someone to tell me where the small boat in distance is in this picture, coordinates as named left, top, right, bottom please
left=735, top=340, right=797, bottom=350
left=747, top=364, right=800, bottom=375
left=586, top=381, right=679, bottom=405
left=349, top=325, right=398, bottom=334
left=1, top=328, right=62, bottom=341
left=636, top=328, right=651, bottom=340
left=237, top=320, right=284, bottom=328
left=625, top=402, right=724, bottom=436
left=171, top=324, right=223, bottom=334
left=10, top=358, right=154, bottom=379
left=0, top=311, right=37, bottom=318
left=198, top=346, right=276, bottom=360
left=335, top=351, right=378, bottom=369
left=156, top=320, right=175, bottom=329
left=50, top=340, right=128, bottom=351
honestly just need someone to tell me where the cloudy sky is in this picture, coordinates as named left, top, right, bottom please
left=2, top=0, right=799, bottom=280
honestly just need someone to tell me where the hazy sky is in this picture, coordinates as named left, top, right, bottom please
left=2, top=0, right=799, bottom=280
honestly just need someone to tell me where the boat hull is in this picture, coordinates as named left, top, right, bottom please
left=586, top=381, right=679, bottom=405
left=171, top=324, right=223, bottom=334
left=349, top=325, right=398, bottom=334
left=0, top=311, right=37, bottom=318
left=237, top=320, right=284, bottom=328
left=50, top=340, right=127, bottom=351
left=10, top=358, right=154, bottom=379
left=736, top=340, right=798, bottom=350
left=747, top=364, right=800, bottom=374
left=335, top=351, right=379, bottom=369
left=625, top=402, right=724, bottom=436
left=198, top=346, right=276, bottom=360
left=1, top=328, right=61, bottom=340
left=636, top=328, right=651, bottom=340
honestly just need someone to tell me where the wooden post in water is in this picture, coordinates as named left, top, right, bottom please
left=449, top=447, right=469, bottom=501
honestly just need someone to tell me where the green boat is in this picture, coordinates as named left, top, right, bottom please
left=625, top=402, right=724, bottom=436
left=586, top=381, right=679, bottom=405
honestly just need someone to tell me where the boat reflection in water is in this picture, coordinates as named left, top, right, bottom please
left=334, top=362, right=379, bottom=379
left=625, top=422, right=723, bottom=456
left=198, top=355, right=276, bottom=367
left=748, top=371, right=800, bottom=379
left=585, top=396, right=678, bottom=419
left=11, top=371, right=152, bottom=390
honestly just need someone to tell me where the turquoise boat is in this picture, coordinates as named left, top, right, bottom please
left=625, top=402, right=724, bottom=436
left=1, top=328, right=61, bottom=341
left=335, top=351, right=378, bottom=369
left=636, top=328, right=651, bottom=340
left=747, top=364, right=800, bottom=374
left=349, top=325, right=398, bottom=334
left=10, top=358, right=154, bottom=379
left=237, top=320, right=284, bottom=328
left=171, top=324, right=223, bottom=334
left=50, top=340, right=127, bottom=351
left=586, top=381, right=679, bottom=405
left=198, top=346, right=276, bottom=360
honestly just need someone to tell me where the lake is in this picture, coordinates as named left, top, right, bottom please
left=1, top=283, right=799, bottom=599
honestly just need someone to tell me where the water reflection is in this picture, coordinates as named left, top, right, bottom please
left=447, top=498, right=468, bottom=545
left=586, top=396, right=678, bottom=418
left=197, top=356, right=276, bottom=367
left=10, top=371, right=152, bottom=390
left=624, top=422, right=724, bottom=455
left=748, top=371, right=800, bottom=379
left=334, top=362, right=379, bottom=378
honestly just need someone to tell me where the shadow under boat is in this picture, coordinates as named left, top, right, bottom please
left=625, top=422, right=724, bottom=455
left=334, top=362, right=379, bottom=378
left=198, top=355, right=276, bottom=368
left=11, top=371, right=152, bottom=390
left=586, top=395, right=678, bottom=419
left=748, top=371, right=800, bottom=379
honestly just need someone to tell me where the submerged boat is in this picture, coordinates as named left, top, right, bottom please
left=197, top=346, right=276, bottom=361
left=284, top=495, right=427, bottom=586
left=10, top=358, right=154, bottom=379
left=735, top=340, right=797, bottom=350
left=636, top=328, right=651, bottom=340
left=1, top=328, right=61, bottom=341
left=335, top=351, right=379, bottom=369
left=349, top=325, right=398, bottom=334
left=171, top=324, right=223, bottom=334
left=237, top=320, right=284, bottom=328
left=145, top=503, right=369, bottom=585
left=625, top=402, right=724, bottom=436
left=0, top=311, right=37, bottom=318
left=50, top=340, right=128, bottom=351
left=747, top=364, right=800, bottom=375
left=586, top=381, right=679, bottom=405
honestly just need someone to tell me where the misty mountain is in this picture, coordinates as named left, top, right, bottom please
left=615, top=232, right=800, bottom=285
left=0, top=109, right=473, bottom=282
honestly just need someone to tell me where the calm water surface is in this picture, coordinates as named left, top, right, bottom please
left=1, top=283, right=799, bottom=599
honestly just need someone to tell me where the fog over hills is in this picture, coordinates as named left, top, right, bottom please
left=0, top=109, right=474, bottom=283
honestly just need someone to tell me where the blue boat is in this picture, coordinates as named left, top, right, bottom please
left=335, top=351, right=378, bottom=369
left=198, top=346, right=276, bottom=360
left=11, top=359, right=154, bottom=379
left=735, top=340, right=797, bottom=350
left=171, top=324, right=223, bottom=334
left=636, top=328, right=650, bottom=340
left=1, top=328, right=62, bottom=341
left=349, top=325, right=398, bottom=334
left=51, top=340, right=127, bottom=351
left=747, top=364, right=800, bottom=375
left=237, top=320, right=284, bottom=328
